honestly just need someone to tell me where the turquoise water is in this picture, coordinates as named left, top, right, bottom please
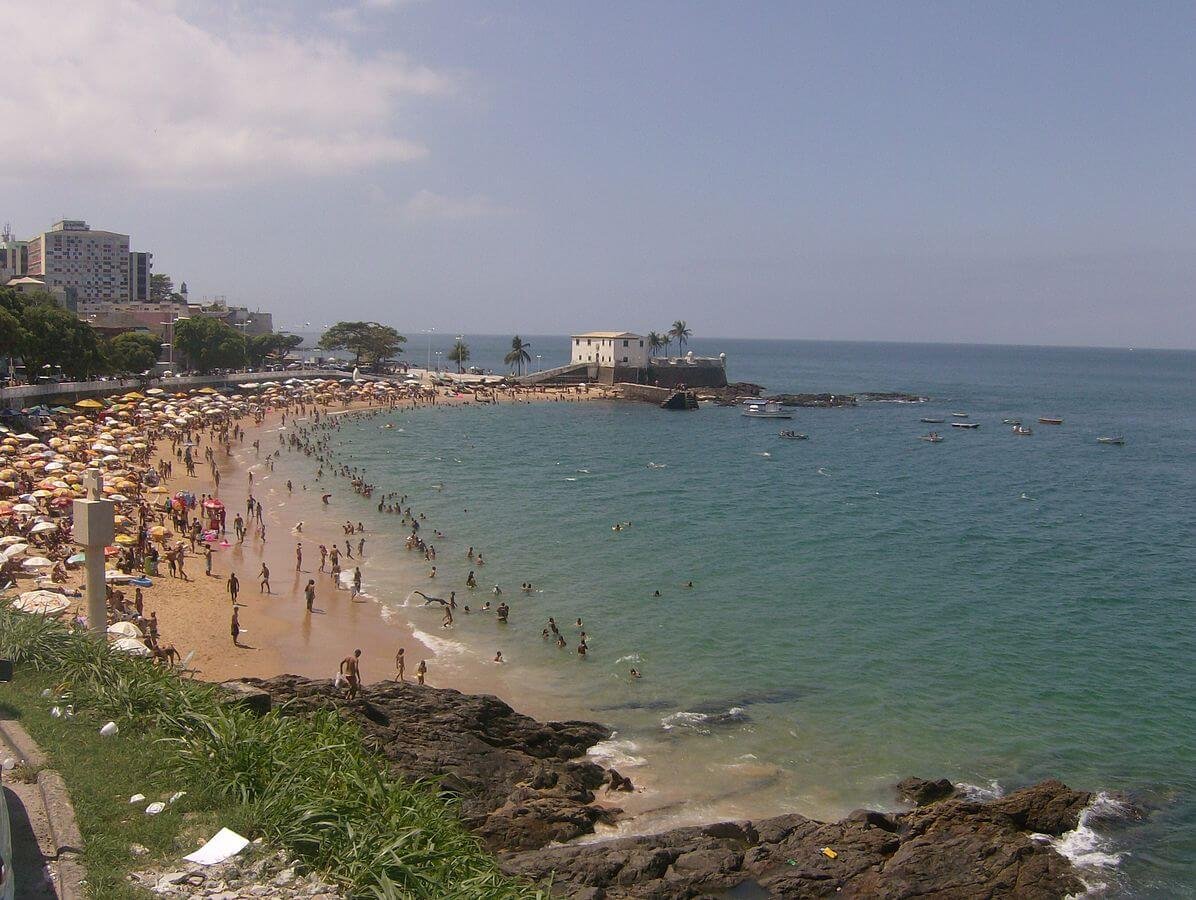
left=301, top=339, right=1196, bottom=897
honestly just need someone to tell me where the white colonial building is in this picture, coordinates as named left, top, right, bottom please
left=570, top=331, right=649, bottom=368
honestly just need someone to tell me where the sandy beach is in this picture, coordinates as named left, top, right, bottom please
left=104, top=383, right=616, bottom=702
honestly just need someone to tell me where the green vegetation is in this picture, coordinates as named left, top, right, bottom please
left=0, top=605, right=541, bottom=898
left=318, top=322, right=406, bottom=371
left=171, top=316, right=247, bottom=374
left=106, top=332, right=163, bottom=375
left=148, top=273, right=185, bottom=304
left=447, top=339, right=471, bottom=373
left=646, top=331, right=665, bottom=357
left=668, top=320, right=692, bottom=353
left=504, top=336, right=531, bottom=375
left=246, top=332, right=303, bottom=368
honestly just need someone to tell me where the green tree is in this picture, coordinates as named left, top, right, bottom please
left=318, top=321, right=405, bottom=371
left=149, top=273, right=173, bottom=302
left=173, top=317, right=247, bottom=374
left=105, top=331, right=161, bottom=374
left=646, top=331, right=665, bottom=357
left=503, top=335, right=532, bottom=376
left=246, top=333, right=304, bottom=368
left=0, top=306, right=26, bottom=362
left=669, top=319, right=692, bottom=353
left=447, top=339, right=471, bottom=373
left=20, top=304, right=104, bottom=380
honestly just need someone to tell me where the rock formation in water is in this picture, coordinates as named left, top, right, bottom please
left=230, top=677, right=1103, bottom=898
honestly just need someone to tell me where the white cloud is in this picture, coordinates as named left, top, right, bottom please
left=1, top=0, right=451, bottom=186
left=402, top=190, right=515, bottom=220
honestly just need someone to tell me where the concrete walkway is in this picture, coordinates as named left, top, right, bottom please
left=0, top=717, right=85, bottom=899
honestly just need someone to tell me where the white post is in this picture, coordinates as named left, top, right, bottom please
left=72, top=468, right=115, bottom=636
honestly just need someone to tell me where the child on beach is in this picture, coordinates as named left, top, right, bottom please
left=416, top=660, right=427, bottom=685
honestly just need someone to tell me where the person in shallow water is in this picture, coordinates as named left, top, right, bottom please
left=339, top=649, right=362, bottom=699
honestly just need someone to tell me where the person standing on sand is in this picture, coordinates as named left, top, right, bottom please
left=339, top=649, right=362, bottom=699
left=231, top=607, right=240, bottom=646
left=305, top=579, right=316, bottom=612
left=416, top=660, right=427, bottom=685
left=295, top=542, right=303, bottom=571
left=259, top=563, right=271, bottom=594
left=204, top=544, right=213, bottom=576
left=394, top=648, right=405, bottom=682
left=319, top=544, right=327, bottom=571
left=227, top=571, right=240, bottom=605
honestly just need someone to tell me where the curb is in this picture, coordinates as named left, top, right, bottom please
left=0, top=716, right=47, bottom=769
left=0, top=717, right=87, bottom=900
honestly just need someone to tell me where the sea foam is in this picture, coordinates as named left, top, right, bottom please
left=586, top=735, right=647, bottom=769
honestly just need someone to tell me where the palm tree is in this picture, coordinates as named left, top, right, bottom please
left=669, top=320, right=692, bottom=353
left=504, top=335, right=532, bottom=375
left=447, top=339, right=470, bottom=373
left=646, top=331, right=665, bottom=357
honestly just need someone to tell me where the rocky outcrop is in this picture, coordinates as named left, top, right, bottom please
left=500, top=780, right=1096, bottom=899
left=236, top=675, right=616, bottom=851
left=234, top=678, right=1106, bottom=898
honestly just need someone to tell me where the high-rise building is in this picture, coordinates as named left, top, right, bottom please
left=26, top=219, right=131, bottom=303
left=128, top=250, right=152, bottom=302
left=0, top=223, right=28, bottom=284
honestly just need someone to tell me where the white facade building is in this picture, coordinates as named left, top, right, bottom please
left=570, top=331, right=648, bottom=368
left=26, top=219, right=130, bottom=303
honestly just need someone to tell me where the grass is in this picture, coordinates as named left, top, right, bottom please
left=0, top=604, right=545, bottom=898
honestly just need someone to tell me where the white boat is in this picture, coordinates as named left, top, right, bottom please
left=921, top=432, right=944, bottom=443
left=1097, top=436, right=1125, bottom=445
left=1012, top=425, right=1033, bottom=435
left=778, top=430, right=808, bottom=440
left=743, top=401, right=792, bottom=419
left=952, top=412, right=969, bottom=418
left=951, top=421, right=980, bottom=429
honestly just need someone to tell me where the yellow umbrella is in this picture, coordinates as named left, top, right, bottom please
left=74, top=399, right=105, bottom=409
left=114, top=534, right=135, bottom=545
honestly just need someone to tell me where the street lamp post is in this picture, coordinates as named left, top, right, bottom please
left=420, top=328, right=435, bottom=371
left=535, top=354, right=542, bottom=372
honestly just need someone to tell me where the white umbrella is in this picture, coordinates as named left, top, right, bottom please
left=30, top=521, right=58, bottom=534
left=12, top=503, right=36, bottom=514
left=22, top=556, right=53, bottom=569
left=0, top=535, right=25, bottom=546
left=111, top=636, right=152, bottom=656
left=2, top=543, right=28, bottom=559
left=13, top=590, right=71, bottom=615
left=107, top=621, right=143, bottom=638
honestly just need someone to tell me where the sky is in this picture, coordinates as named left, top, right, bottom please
left=2, top=0, right=1194, bottom=348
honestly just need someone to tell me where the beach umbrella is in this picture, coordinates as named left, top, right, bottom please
left=22, top=556, right=53, bottom=569
left=0, top=535, right=25, bottom=546
left=13, top=590, right=71, bottom=616
left=107, top=621, right=143, bottom=638
left=146, top=388, right=165, bottom=396
left=30, top=521, right=57, bottom=534
left=74, top=399, right=105, bottom=409
left=111, top=636, right=152, bottom=656
left=12, top=503, right=36, bottom=514
left=2, top=543, right=28, bottom=559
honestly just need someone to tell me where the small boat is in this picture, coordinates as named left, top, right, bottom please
left=1038, top=416, right=1063, bottom=425
left=742, top=401, right=793, bottom=419
left=1012, top=425, right=1033, bottom=436
left=920, top=417, right=945, bottom=424
left=1002, top=418, right=1021, bottom=426
left=778, top=430, right=809, bottom=440
left=921, top=432, right=944, bottom=443
left=952, top=412, right=969, bottom=418
left=951, top=421, right=979, bottom=429
left=1097, top=436, right=1125, bottom=445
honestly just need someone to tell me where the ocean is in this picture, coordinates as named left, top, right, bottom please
left=282, top=336, right=1196, bottom=896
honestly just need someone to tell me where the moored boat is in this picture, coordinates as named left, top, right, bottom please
left=951, top=421, right=980, bottom=429
left=920, top=417, right=945, bottom=424
left=1097, top=436, right=1125, bottom=445
left=1038, top=416, right=1063, bottom=425
left=1012, top=425, right=1033, bottom=435
left=920, top=432, right=944, bottom=443
left=778, top=430, right=809, bottom=440
left=1002, top=418, right=1021, bottom=425
left=742, top=401, right=793, bottom=419
left=952, top=412, right=969, bottom=418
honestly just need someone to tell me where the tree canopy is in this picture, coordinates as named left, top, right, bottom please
left=318, top=322, right=405, bottom=370
left=247, top=333, right=303, bottom=368
left=20, top=304, right=105, bottom=380
left=106, top=331, right=162, bottom=374
left=173, top=317, right=247, bottom=374
left=447, top=339, right=471, bottom=372
left=504, top=335, right=531, bottom=375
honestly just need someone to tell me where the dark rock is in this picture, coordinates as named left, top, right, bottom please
left=500, top=780, right=1096, bottom=899
left=896, top=776, right=956, bottom=806
left=770, top=393, right=858, bottom=408
left=237, top=675, right=612, bottom=850
left=218, top=680, right=272, bottom=715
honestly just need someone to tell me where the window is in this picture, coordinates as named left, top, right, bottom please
left=623, top=340, right=628, bottom=347
left=639, top=341, right=644, bottom=347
